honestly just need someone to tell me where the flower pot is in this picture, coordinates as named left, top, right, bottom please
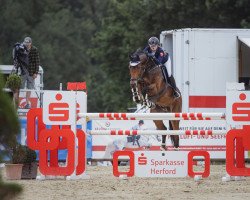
left=21, top=162, right=38, bottom=179
left=5, top=164, right=23, bottom=180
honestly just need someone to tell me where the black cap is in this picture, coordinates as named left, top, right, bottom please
left=139, top=120, right=144, bottom=124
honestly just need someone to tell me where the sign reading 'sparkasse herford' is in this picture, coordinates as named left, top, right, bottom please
left=134, top=151, right=189, bottom=177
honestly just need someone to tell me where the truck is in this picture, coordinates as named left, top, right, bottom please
left=160, top=28, right=250, bottom=113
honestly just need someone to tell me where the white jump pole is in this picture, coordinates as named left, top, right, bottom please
left=78, top=112, right=225, bottom=120
left=88, top=129, right=227, bottom=136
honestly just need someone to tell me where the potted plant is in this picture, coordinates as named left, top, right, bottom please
left=5, top=143, right=26, bottom=180
left=21, top=146, right=37, bottom=179
left=5, top=143, right=37, bottom=180
left=5, top=73, right=22, bottom=109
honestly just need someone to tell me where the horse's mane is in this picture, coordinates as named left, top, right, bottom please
left=135, top=48, right=160, bottom=68
left=129, top=48, right=146, bottom=63
left=134, top=48, right=145, bottom=55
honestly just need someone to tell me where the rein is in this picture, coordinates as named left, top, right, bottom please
left=129, top=52, right=171, bottom=108
left=140, top=56, right=169, bottom=103
left=147, top=85, right=168, bottom=101
left=130, top=55, right=161, bottom=82
left=144, top=57, right=161, bottom=73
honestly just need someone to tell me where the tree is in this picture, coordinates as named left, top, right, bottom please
left=0, top=73, right=22, bottom=199
left=1, top=0, right=250, bottom=112
left=89, top=0, right=250, bottom=111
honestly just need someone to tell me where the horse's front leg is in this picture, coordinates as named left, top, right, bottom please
left=130, top=80, right=144, bottom=104
left=142, top=84, right=156, bottom=108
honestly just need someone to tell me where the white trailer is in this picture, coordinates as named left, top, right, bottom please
left=160, top=28, right=250, bottom=113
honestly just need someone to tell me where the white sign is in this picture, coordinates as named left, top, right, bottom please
left=91, top=120, right=227, bottom=159
left=43, top=91, right=76, bottom=125
left=76, top=92, right=87, bottom=125
left=226, top=90, right=250, bottom=126
left=134, top=151, right=188, bottom=177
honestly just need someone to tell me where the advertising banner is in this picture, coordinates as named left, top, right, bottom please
left=91, top=119, right=227, bottom=159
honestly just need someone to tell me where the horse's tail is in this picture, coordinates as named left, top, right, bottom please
left=169, top=121, right=179, bottom=148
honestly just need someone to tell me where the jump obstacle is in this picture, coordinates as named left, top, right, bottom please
left=26, top=83, right=250, bottom=180
left=82, top=112, right=226, bottom=135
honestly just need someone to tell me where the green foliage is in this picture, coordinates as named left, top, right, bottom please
left=89, top=0, right=250, bottom=111
left=0, top=73, right=20, bottom=153
left=5, top=74, right=22, bottom=91
left=10, top=143, right=26, bottom=164
left=23, top=146, right=37, bottom=164
left=10, top=144, right=36, bottom=164
left=0, top=73, right=22, bottom=200
left=0, top=178, right=23, bottom=200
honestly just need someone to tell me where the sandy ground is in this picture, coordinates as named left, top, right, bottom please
left=1, top=164, right=250, bottom=200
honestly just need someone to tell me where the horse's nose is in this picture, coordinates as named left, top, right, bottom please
left=130, top=79, right=137, bottom=87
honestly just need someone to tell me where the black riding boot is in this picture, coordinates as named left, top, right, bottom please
left=161, top=66, right=180, bottom=98
left=169, top=75, right=181, bottom=98
left=160, top=65, right=169, bottom=83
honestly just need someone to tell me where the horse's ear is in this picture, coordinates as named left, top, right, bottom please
left=129, top=53, right=134, bottom=60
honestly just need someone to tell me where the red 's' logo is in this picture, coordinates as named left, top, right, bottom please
left=49, top=93, right=69, bottom=121
left=138, top=153, right=147, bottom=165
left=232, top=93, right=250, bottom=122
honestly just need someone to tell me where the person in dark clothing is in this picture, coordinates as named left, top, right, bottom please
left=13, top=37, right=40, bottom=109
left=131, top=120, right=144, bottom=146
left=144, top=36, right=180, bottom=98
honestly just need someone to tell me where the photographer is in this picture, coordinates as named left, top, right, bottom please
left=13, top=37, right=40, bottom=109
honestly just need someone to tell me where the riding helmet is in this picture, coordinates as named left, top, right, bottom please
left=148, top=37, right=160, bottom=46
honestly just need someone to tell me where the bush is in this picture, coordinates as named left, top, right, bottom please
left=10, top=143, right=26, bottom=164
left=5, top=74, right=22, bottom=92
left=10, top=143, right=36, bottom=164
left=23, top=146, right=37, bottom=164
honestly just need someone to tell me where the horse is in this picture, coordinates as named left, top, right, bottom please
left=128, top=49, right=182, bottom=150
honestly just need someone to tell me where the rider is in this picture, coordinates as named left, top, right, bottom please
left=144, top=36, right=180, bottom=98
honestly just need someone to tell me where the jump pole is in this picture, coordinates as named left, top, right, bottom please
left=88, top=129, right=227, bottom=136
left=78, top=112, right=225, bottom=120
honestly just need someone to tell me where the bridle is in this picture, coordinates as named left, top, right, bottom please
left=129, top=53, right=163, bottom=107
left=129, top=54, right=160, bottom=83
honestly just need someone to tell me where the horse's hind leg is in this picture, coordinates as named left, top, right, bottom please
left=169, top=120, right=180, bottom=148
left=153, top=120, right=168, bottom=150
left=170, top=99, right=182, bottom=149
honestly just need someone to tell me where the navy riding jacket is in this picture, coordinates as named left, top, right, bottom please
left=144, top=46, right=169, bottom=65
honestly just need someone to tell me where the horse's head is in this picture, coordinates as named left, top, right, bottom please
left=128, top=51, right=148, bottom=87
left=128, top=50, right=149, bottom=103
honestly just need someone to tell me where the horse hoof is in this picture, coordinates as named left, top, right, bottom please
left=143, top=146, right=150, bottom=150
left=173, top=147, right=179, bottom=151
left=160, top=146, right=167, bottom=151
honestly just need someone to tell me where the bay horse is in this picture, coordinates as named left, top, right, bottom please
left=128, top=49, right=182, bottom=150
